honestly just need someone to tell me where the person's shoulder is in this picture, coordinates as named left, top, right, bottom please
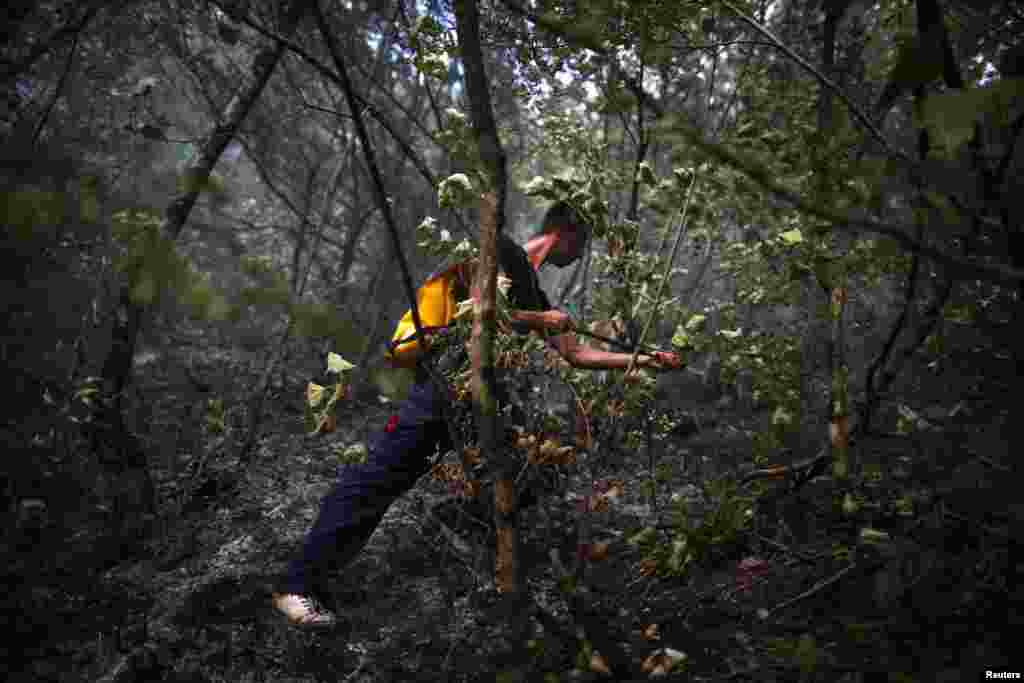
left=497, top=231, right=529, bottom=264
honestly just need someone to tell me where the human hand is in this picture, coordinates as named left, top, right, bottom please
left=546, top=310, right=574, bottom=333
left=643, top=350, right=684, bottom=371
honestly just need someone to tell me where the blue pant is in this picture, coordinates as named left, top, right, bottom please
left=281, top=380, right=453, bottom=595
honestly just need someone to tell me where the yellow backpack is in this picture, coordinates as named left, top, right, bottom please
left=386, top=262, right=471, bottom=367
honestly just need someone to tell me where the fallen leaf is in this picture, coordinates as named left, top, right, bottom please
left=642, top=648, right=687, bottom=677
left=735, top=557, right=770, bottom=593
left=642, top=623, right=660, bottom=641
left=306, top=382, right=325, bottom=407
left=431, top=462, right=466, bottom=482
left=462, top=446, right=481, bottom=466
left=589, top=652, right=612, bottom=675
left=316, top=413, right=336, bottom=434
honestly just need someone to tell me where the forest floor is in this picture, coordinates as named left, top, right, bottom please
left=6, top=332, right=1020, bottom=682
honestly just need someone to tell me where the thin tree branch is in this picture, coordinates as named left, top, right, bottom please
left=761, top=561, right=866, bottom=620
left=312, top=2, right=428, bottom=351
left=210, top=0, right=478, bottom=246
left=452, top=0, right=512, bottom=594
left=30, top=30, right=78, bottom=146
left=860, top=218, right=923, bottom=434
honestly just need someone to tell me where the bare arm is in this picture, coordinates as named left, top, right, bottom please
left=546, top=331, right=666, bottom=370
left=509, top=309, right=681, bottom=370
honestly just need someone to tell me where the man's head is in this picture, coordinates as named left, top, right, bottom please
left=538, top=201, right=591, bottom=267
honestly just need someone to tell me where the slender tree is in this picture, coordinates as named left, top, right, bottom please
left=97, top=0, right=311, bottom=505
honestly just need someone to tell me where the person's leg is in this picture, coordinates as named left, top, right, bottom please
left=279, top=381, right=453, bottom=599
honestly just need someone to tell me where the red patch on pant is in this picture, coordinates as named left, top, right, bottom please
left=385, top=414, right=400, bottom=432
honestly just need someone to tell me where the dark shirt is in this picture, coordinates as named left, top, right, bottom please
left=496, top=232, right=552, bottom=316
left=433, top=232, right=552, bottom=318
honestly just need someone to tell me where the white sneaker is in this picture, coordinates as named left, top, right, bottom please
left=272, top=592, right=338, bottom=628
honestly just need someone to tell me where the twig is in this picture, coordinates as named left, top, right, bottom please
left=342, top=654, right=370, bottom=682
left=31, top=32, right=78, bottom=146
left=760, top=561, right=864, bottom=620
left=753, top=534, right=818, bottom=565
left=977, top=455, right=1011, bottom=473
left=943, top=509, right=1010, bottom=540
left=426, top=508, right=493, bottom=586
left=860, top=215, right=924, bottom=435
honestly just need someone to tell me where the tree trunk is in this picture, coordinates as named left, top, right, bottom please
left=97, top=0, right=310, bottom=526
left=454, top=1, right=534, bottom=677
left=454, top=0, right=516, bottom=594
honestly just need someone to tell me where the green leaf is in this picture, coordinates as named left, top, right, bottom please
left=668, top=537, right=692, bottom=572
left=636, top=161, right=657, bottom=186
left=413, top=14, right=443, bottom=37
left=920, top=79, right=1024, bottom=154
left=771, top=406, right=793, bottom=426
left=240, top=285, right=290, bottom=307
left=438, top=173, right=475, bottom=209
left=523, top=175, right=551, bottom=196
left=795, top=634, right=817, bottom=675
left=178, top=170, right=226, bottom=196
left=336, top=443, right=368, bottom=465
left=778, top=228, right=803, bottom=245
left=327, top=352, right=355, bottom=374
left=943, top=304, right=972, bottom=324
left=683, top=313, right=706, bottom=331
left=894, top=495, right=914, bottom=516
left=131, top=275, right=157, bottom=304
left=628, top=526, right=657, bottom=546
left=858, top=527, right=890, bottom=545
left=206, top=294, right=231, bottom=321
left=842, top=493, right=861, bottom=515
left=671, top=327, right=691, bottom=350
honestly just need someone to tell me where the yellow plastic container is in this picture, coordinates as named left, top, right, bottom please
left=386, top=264, right=466, bottom=367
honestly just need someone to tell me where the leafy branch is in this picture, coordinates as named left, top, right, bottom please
left=664, top=118, right=1024, bottom=288
left=720, top=0, right=898, bottom=163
